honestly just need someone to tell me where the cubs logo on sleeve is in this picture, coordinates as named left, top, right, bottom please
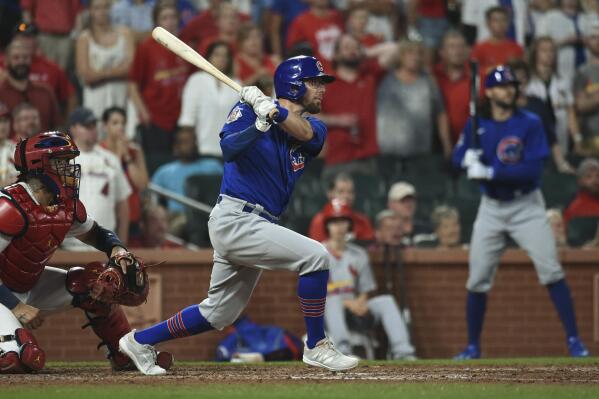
left=289, top=144, right=306, bottom=172
left=497, top=136, right=523, bottom=164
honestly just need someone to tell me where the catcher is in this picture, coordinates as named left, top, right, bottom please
left=0, top=131, right=171, bottom=373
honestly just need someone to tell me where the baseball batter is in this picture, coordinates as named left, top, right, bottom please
left=452, top=66, right=589, bottom=359
left=322, top=200, right=415, bottom=359
left=119, top=56, right=359, bottom=375
left=0, top=131, right=171, bottom=373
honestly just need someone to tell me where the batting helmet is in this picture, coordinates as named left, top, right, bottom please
left=485, top=65, right=518, bottom=88
left=274, top=56, right=335, bottom=101
left=14, top=131, right=81, bottom=201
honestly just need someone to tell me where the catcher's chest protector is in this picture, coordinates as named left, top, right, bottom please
left=0, top=184, right=74, bottom=292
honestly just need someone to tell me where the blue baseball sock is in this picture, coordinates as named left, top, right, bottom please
left=134, top=304, right=214, bottom=345
left=547, top=279, right=578, bottom=339
left=466, top=291, right=487, bottom=347
left=298, top=270, right=328, bottom=349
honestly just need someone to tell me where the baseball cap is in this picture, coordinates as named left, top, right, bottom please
left=68, top=107, right=97, bottom=127
left=388, top=182, right=416, bottom=201
left=13, top=22, right=39, bottom=37
left=0, top=102, right=10, bottom=119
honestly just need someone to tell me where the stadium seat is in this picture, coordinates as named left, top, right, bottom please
left=542, top=172, right=578, bottom=208
left=566, top=217, right=599, bottom=247
left=184, top=174, right=223, bottom=247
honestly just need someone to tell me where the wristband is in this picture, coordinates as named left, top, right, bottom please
left=274, top=104, right=289, bottom=124
left=93, top=225, right=126, bottom=257
left=0, top=283, right=20, bottom=310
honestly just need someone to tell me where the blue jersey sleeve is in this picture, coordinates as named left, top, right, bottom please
left=452, top=118, right=473, bottom=169
left=220, top=102, right=256, bottom=136
left=220, top=102, right=265, bottom=162
left=299, top=116, right=327, bottom=157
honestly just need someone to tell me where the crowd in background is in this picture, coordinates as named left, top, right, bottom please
left=0, top=0, right=599, bottom=252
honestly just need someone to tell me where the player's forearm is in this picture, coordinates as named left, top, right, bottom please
left=77, top=222, right=127, bottom=257
left=279, top=110, right=314, bottom=142
left=492, top=160, right=544, bottom=183
left=116, top=200, right=130, bottom=244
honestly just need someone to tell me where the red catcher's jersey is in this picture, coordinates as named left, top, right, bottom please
left=0, top=183, right=86, bottom=292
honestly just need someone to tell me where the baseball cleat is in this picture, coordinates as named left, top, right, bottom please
left=302, top=338, right=359, bottom=371
left=118, top=331, right=166, bottom=375
left=453, top=344, right=481, bottom=360
left=568, top=336, right=590, bottom=357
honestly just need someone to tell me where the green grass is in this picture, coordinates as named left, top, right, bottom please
left=2, top=384, right=598, bottom=399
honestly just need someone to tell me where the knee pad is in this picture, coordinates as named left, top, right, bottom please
left=0, top=328, right=45, bottom=373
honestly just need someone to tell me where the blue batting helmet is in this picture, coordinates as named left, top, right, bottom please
left=485, top=65, right=519, bottom=88
left=274, top=56, right=335, bottom=101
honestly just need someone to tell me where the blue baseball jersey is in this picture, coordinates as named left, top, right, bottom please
left=219, top=102, right=326, bottom=217
left=452, top=109, right=550, bottom=201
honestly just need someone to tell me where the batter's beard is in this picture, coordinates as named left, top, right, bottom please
left=494, top=97, right=517, bottom=110
left=304, top=102, right=321, bottom=114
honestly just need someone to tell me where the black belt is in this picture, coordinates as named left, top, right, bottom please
left=217, top=195, right=279, bottom=223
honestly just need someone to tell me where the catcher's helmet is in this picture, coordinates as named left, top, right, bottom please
left=274, top=55, right=335, bottom=101
left=485, top=65, right=519, bottom=88
left=14, top=131, right=81, bottom=201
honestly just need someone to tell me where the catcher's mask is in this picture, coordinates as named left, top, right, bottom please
left=14, top=131, right=81, bottom=202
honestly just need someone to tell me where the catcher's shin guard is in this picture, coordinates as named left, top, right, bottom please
left=0, top=328, right=46, bottom=373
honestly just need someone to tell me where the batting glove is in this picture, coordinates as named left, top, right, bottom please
left=240, top=86, right=266, bottom=107
left=462, top=148, right=483, bottom=168
left=467, top=161, right=494, bottom=180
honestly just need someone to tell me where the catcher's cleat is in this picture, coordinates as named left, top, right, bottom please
left=302, top=338, right=359, bottom=372
left=119, top=331, right=166, bottom=375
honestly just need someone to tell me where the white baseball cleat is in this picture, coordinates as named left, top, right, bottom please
left=118, top=331, right=166, bottom=376
left=302, top=338, right=359, bottom=372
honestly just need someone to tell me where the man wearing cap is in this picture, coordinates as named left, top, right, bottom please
left=0, top=102, right=16, bottom=187
left=0, top=39, right=60, bottom=132
left=0, top=23, right=77, bottom=122
left=62, top=107, right=132, bottom=251
left=574, top=22, right=599, bottom=154
left=387, top=181, right=433, bottom=247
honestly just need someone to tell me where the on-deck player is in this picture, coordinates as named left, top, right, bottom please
left=119, top=55, right=359, bottom=375
left=452, top=65, right=589, bottom=359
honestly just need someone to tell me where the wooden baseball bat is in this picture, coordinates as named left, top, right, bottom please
left=469, top=59, right=480, bottom=149
left=152, top=26, right=241, bottom=92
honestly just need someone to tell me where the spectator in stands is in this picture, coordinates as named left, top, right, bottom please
left=111, top=0, right=155, bottom=44
left=179, top=41, right=237, bottom=160
left=434, top=30, right=471, bottom=145
left=151, top=127, right=223, bottom=234
left=322, top=202, right=416, bottom=359
left=377, top=39, right=452, bottom=159
left=372, top=209, right=405, bottom=249
left=309, top=172, right=375, bottom=243
left=76, top=0, right=134, bottom=119
left=405, top=0, right=449, bottom=65
left=269, top=0, right=309, bottom=57
left=386, top=182, right=433, bottom=246
left=100, top=106, right=149, bottom=236
left=12, top=102, right=41, bottom=140
left=20, top=0, right=83, bottom=69
left=128, top=1, right=191, bottom=175
left=7, top=22, right=77, bottom=122
left=128, top=203, right=184, bottom=249
left=470, top=6, right=524, bottom=76
left=286, top=0, right=344, bottom=68
left=547, top=208, right=568, bottom=248
left=429, top=205, right=463, bottom=249
left=528, top=0, right=555, bottom=42
left=461, top=0, right=528, bottom=46
left=197, top=2, right=241, bottom=55
left=574, top=22, right=599, bottom=155
left=563, top=158, right=599, bottom=229
left=235, top=23, right=278, bottom=85
left=63, top=106, right=132, bottom=250
left=345, top=5, right=383, bottom=48
left=527, top=37, right=583, bottom=157
left=536, top=0, right=599, bottom=81
left=320, top=34, right=381, bottom=180
left=510, top=59, right=575, bottom=174
left=0, top=102, right=16, bottom=187
left=0, top=40, right=61, bottom=132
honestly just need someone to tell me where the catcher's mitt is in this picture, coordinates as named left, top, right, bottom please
left=91, top=252, right=149, bottom=307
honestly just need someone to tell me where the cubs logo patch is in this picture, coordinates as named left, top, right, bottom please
left=289, top=144, right=305, bottom=172
left=316, top=61, right=324, bottom=72
left=226, top=106, right=242, bottom=124
left=497, top=136, right=523, bottom=164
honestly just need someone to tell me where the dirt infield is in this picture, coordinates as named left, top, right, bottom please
left=3, top=362, right=599, bottom=385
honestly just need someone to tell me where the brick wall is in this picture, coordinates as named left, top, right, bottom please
left=36, top=249, right=599, bottom=361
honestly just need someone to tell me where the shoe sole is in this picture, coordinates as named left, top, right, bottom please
left=118, top=335, right=166, bottom=376
left=302, top=355, right=359, bottom=372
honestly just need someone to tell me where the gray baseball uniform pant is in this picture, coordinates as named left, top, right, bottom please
left=467, top=190, right=565, bottom=292
left=324, top=294, right=415, bottom=358
left=198, top=195, right=330, bottom=330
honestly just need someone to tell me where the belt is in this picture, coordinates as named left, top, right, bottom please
left=217, top=195, right=279, bottom=223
